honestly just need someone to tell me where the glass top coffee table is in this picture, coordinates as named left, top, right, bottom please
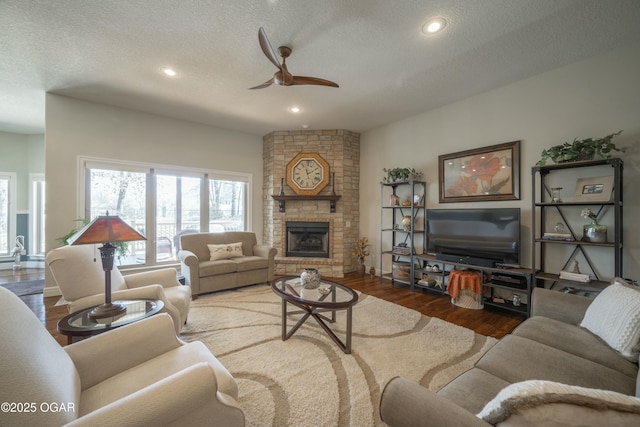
left=58, top=299, right=164, bottom=344
left=271, top=276, right=359, bottom=354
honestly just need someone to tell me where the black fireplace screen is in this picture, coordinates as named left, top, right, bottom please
left=286, top=221, right=330, bottom=258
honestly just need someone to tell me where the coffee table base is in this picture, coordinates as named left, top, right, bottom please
left=281, top=299, right=353, bottom=354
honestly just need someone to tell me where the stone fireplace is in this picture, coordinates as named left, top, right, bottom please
left=263, top=130, right=360, bottom=277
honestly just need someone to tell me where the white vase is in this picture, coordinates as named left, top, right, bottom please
left=300, top=268, right=321, bottom=289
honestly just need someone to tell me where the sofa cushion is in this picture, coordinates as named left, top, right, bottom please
left=477, top=380, right=640, bottom=426
left=47, top=244, right=128, bottom=299
left=437, top=367, right=511, bottom=414
left=580, top=281, right=640, bottom=361
left=80, top=341, right=237, bottom=415
left=208, top=242, right=244, bottom=260
left=199, top=260, right=237, bottom=276
left=475, top=335, right=636, bottom=395
left=513, top=316, right=638, bottom=378
left=233, top=256, right=269, bottom=272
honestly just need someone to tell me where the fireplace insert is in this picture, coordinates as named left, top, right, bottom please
left=286, top=221, right=329, bottom=258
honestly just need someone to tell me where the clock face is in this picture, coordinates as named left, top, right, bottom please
left=286, top=153, right=330, bottom=195
left=293, top=159, right=323, bottom=188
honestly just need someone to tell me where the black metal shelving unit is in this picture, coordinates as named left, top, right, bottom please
left=379, top=180, right=426, bottom=289
left=531, top=158, right=623, bottom=294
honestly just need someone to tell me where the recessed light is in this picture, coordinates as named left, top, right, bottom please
left=289, top=106, right=302, bottom=113
left=161, top=67, right=178, bottom=77
left=301, top=124, right=309, bottom=129
left=422, top=17, right=447, bottom=34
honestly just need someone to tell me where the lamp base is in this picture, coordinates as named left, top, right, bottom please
left=89, top=302, right=127, bottom=322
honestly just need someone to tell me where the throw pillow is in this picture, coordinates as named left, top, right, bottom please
left=208, top=242, right=244, bottom=261
left=477, top=380, right=640, bottom=425
left=580, top=280, right=640, bottom=360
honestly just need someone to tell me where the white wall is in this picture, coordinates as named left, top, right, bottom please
left=44, top=94, right=263, bottom=290
left=361, top=42, right=640, bottom=281
left=0, top=131, right=44, bottom=210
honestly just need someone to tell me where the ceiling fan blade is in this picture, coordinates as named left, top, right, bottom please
left=251, top=28, right=339, bottom=90
left=291, top=75, right=339, bottom=88
left=258, top=27, right=282, bottom=71
left=249, top=78, right=275, bottom=90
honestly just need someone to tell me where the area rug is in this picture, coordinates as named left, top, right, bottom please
left=180, top=284, right=497, bottom=427
left=0, top=279, right=44, bottom=296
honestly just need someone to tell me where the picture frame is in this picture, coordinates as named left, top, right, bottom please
left=573, top=175, right=614, bottom=202
left=439, top=140, right=521, bottom=203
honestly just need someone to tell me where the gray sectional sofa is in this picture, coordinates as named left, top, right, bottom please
left=380, top=283, right=640, bottom=426
left=178, top=232, right=276, bottom=296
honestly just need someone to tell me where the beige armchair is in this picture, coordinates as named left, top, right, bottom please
left=46, top=244, right=190, bottom=334
left=0, top=287, right=244, bottom=427
left=179, top=232, right=276, bottom=296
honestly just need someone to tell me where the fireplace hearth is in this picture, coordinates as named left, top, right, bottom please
left=286, top=221, right=330, bottom=258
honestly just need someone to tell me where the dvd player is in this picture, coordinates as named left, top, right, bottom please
left=490, top=273, right=527, bottom=289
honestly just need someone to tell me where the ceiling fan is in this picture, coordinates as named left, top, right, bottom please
left=250, top=27, right=339, bottom=90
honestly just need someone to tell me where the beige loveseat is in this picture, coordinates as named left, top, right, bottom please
left=179, top=232, right=276, bottom=296
left=380, top=281, right=640, bottom=426
left=0, top=287, right=244, bottom=427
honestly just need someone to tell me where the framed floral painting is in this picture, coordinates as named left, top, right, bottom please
left=439, top=140, right=520, bottom=203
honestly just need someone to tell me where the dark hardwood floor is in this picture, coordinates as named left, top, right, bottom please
left=339, top=273, right=525, bottom=338
left=1, top=269, right=524, bottom=347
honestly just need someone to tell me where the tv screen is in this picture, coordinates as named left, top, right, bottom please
left=426, top=208, right=520, bottom=267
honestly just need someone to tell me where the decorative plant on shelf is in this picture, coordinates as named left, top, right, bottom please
left=536, top=130, right=624, bottom=166
left=580, top=208, right=597, bottom=222
left=381, top=167, right=423, bottom=183
left=580, top=208, right=607, bottom=243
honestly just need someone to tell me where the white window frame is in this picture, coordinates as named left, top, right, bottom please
left=77, top=156, right=252, bottom=269
left=0, top=172, right=17, bottom=260
left=29, top=173, right=46, bottom=257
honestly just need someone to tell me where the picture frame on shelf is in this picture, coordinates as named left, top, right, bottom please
left=438, top=140, right=521, bottom=203
left=573, top=175, right=614, bottom=202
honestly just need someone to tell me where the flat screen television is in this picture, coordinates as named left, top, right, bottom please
left=426, top=208, right=520, bottom=267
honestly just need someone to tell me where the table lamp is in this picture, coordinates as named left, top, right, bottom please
left=67, top=212, right=146, bottom=320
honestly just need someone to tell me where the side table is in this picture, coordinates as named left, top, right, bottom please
left=58, top=299, right=164, bottom=344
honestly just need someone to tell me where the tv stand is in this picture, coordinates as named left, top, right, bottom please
left=435, top=254, right=496, bottom=268
left=414, top=253, right=532, bottom=316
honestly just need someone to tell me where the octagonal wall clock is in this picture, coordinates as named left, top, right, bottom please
left=286, top=153, right=330, bottom=195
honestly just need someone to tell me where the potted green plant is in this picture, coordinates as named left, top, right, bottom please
left=536, top=130, right=624, bottom=166
left=381, top=167, right=423, bottom=183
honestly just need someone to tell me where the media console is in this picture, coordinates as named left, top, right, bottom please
left=414, top=253, right=532, bottom=316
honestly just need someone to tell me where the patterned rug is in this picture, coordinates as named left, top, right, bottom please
left=0, top=279, right=44, bottom=296
left=180, top=284, right=497, bottom=427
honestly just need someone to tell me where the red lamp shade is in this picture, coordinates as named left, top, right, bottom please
left=68, top=214, right=146, bottom=245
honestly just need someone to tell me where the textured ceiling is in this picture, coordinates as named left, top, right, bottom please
left=2, top=0, right=640, bottom=136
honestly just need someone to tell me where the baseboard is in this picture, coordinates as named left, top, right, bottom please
left=0, top=260, right=45, bottom=270
left=43, top=285, right=62, bottom=297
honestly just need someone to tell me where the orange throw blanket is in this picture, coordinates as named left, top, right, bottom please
left=447, top=269, right=483, bottom=300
